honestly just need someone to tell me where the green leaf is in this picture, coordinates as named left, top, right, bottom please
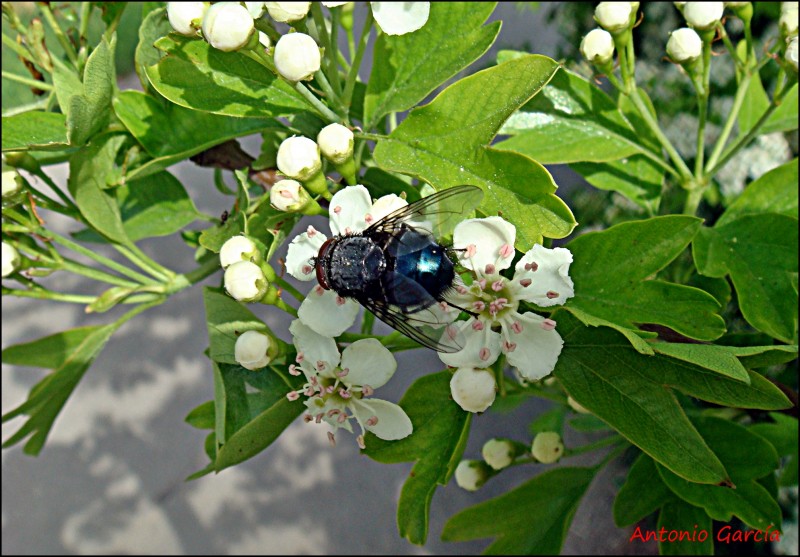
left=67, top=134, right=132, bottom=245
left=1, top=112, right=69, bottom=152
left=726, top=345, right=798, bottom=369
left=693, top=214, right=798, bottom=343
left=185, top=400, right=215, bottom=430
left=613, top=453, right=675, bottom=527
left=134, top=7, right=170, bottom=94
left=555, top=313, right=790, bottom=485
left=113, top=90, right=279, bottom=180
left=740, top=68, right=798, bottom=135
left=364, top=2, right=500, bottom=125
left=651, top=343, right=750, bottom=383
left=657, top=501, right=714, bottom=555
left=495, top=69, right=647, bottom=163
left=717, top=158, right=798, bottom=226
left=374, top=55, right=576, bottom=248
left=528, top=405, right=566, bottom=436
left=441, top=467, right=596, bottom=554
left=571, top=155, right=663, bottom=212
left=144, top=34, right=307, bottom=118
left=566, top=216, right=726, bottom=343
left=203, top=288, right=272, bottom=365
left=363, top=372, right=471, bottom=545
left=1, top=324, right=117, bottom=455
left=749, top=413, right=799, bottom=487
left=656, top=417, right=782, bottom=531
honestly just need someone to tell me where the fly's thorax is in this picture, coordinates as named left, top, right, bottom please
left=319, top=235, right=386, bottom=297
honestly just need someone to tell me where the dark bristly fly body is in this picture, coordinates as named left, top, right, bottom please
left=313, top=185, right=484, bottom=353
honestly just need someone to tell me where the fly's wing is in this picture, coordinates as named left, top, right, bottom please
left=365, top=185, right=483, bottom=241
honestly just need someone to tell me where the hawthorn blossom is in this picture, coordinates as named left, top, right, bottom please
left=440, top=216, right=574, bottom=383
left=287, top=319, right=412, bottom=448
left=370, top=2, right=429, bottom=35
left=285, top=185, right=407, bottom=337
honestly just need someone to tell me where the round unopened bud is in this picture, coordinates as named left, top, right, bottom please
left=270, top=179, right=311, bottom=212
left=317, top=124, right=354, bottom=165
left=567, top=396, right=591, bottom=414
left=235, top=330, right=274, bottom=370
left=787, top=37, right=798, bottom=72
left=167, top=2, right=208, bottom=36
left=531, top=432, right=565, bottom=464
left=450, top=367, right=496, bottom=413
left=224, top=260, right=268, bottom=302
left=780, top=8, right=799, bottom=37
left=454, top=460, right=491, bottom=491
left=683, top=2, right=724, bottom=31
left=244, top=1, right=266, bottom=19
left=202, top=2, right=255, bottom=52
left=265, top=2, right=311, bottom=22
left=277, top=136, right=322, bottom=181
left=273, top=32, right=321, bottom=82
left=594, top=2, right=633, bottom=34
left=667, top=27, right=703, bottom=63
left=220, top=235, right=260, bottom=269
left=2, top=242, right=21, bottom=278
left=481, top=438, right=516, bottom=470
left=580, top=28, right=615, bottom=65
left=2, top=164, right=23, bottom=198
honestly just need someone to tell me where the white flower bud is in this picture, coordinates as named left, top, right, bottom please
left=258, top=31, right=271, bottom=49
left=667, top=27, right=703, bottom=63
left=580, top=28, right=615, bottom=65
left=454, top=460, right=490, bottom=491
left=270, top=179, right=311, bottom=212
left=683, top=2, right=724, bottom=31
left=244, top=2, right=266, bottom=19
left=265, top=2, right=311, bottom=22
left=220, top=235, right=260, bottom=269
left=201, top=2, right=255, bottom=52
left=2, top=165, right=23, bottom=198
left=782, top=2, right=798, bottom=13
left=224, top=260, right=268, bottom=302
left=322, top=1, right=350, bottom=6
left=567, top=395, right=591, bottom=414
left=481, top=438, right=516, bottom=470
left=167, top=2, right=208, bottom=36
left=235, top=330, right=274, bottom=370
left=2, top=242, right=21, bottom=278
left=277, top=136, right=322, bottom=181
left=594, top=2, right=633, bottom=34
left=531, top=432, right=565, bottom=464
left=780, top=8, right=799, bottom=37
left=273, top=32, right=321, bottom=82
left=317, top=123, right=354, bottom=165
left=787, top=37, right=799, bottom=72
left=450, top=367, right=496, bottom=413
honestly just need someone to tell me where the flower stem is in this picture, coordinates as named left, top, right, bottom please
left=39, top=3, right=79, bottom=67
left=705, top=72, right=751, bottom=173
left=343, top=8, right=372, bottom=113
left=1, top=71, right=53, bottom=91
left=273, top=275, right=305, bottom=303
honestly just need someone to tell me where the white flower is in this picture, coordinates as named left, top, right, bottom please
left=219, top=235, right=260, bottom=269
left=2, top=164, right=23, bottom=198
left=482, top=438, right=515, bottom=470
left=683, top=2, right=724, bottom=31
left=273, top=33, right=321, bottom=82
left=454, top=460, right=491, bottom=491
left=531, top=432, right=564, bottom=464
left=580, top=28, right=615, bottom=65
left=276, top=135, right=322, bottom=181
left=667, top=27, right=703, bottom=63
left=288, top=320, right=411, bottom=448
left=270, top=179, right=311, bottom=212
left=317, top=123, right=354, bottom=165
left=167, top=2, right=208, bottom=36
left=370, top=2, right=429, bottom=35
left=224, top=260, right=268, bottom=302
left=787, top=37, right=799, bottom=71
left=780, top=7, right=799, bottom=37
left=2, top=242, right=21, bottom=278
left=594, top=2, right=633, bottom=34
left=450, top=367, right=496, bottom=413
left=438, top=216, right=572, bottom=383
left=201, top=2, right=255, bottom=52
left=235, top=330, right=274, bottom=370
left=783, top=2, right=799, bottom=13
left=285, top=185, right=407, bottom=337
left=322, top=1, right=350, bottom=7
left=244, top=1, right=266, bottom=19
left=265, top=2, right=311, bottom=23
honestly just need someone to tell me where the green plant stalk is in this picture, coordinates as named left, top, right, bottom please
left=29, top=166, right=80, bottom=212
left=38, top=3, right=79, bottom=67
left=694, top=40, right=712, bottom=179
left=114, top=243, right=174, bottom=282
left=1, top=71, right=53, bottom=91
left=293, top=80, right=341, bottom=123
left=704, top=72, right=751, bottom=173
left=565, top=434, right=623, bottom=458
left=310, top=2, right=342, bottom=97
left=57, top=256, right=142, bottom=288
left=2, top=288, right=96, bottom=304
left=313, top=68, right=346, bottom=119
left=361, top=309, right=375, bottom=335
left=273, top=297, right=298, bottom=317
left=2, top=32, right=37, bottom=64
left=273, top=275, right=305, bottom=303
left=343, top=8, right=372, bottom=112
left=329, top=7, right=343, bottom=94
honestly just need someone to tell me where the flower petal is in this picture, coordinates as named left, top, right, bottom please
left=367, top=194, right=407, bottom=225
left=349, top=398, right=412, bottom=441
left=450, top=367, right=496, bottom=413
left=289, top=319, right=341, bottom=375
left=305, top=396, right=352, bottom=433
left=453, top=216, right=516, bottom=273
left=298, top=287, right=360, bottom=337
left=370, top=2, right=429, bottom=35
left=438, top=317, right=502, bottom=369
left=329, top=185, right=371, bottom=235
left=340, top=338, right=397, bottom=389
left=286, top=228, right=327, bottom=281
left=514, top=245, right=575, bottom=307
left=501, top=311, right=563, bottom=382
